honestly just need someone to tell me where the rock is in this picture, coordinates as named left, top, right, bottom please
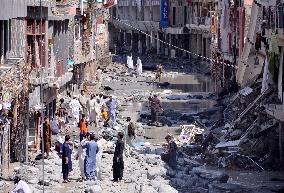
left=158, top=184, right=178, bottom=193
left=194, top=187, right=209, bottom=193
left=209, top=183, right=245, bottom=193
left=140, top=185, right=158, bottom=193
left=38, top=180, right=51, bottom=186
left=192, top=167, right=229, bottom=183
left=229, top=129, right=243, bottom=138
left=0, top=181, right=5, bottom=188
left=86, top=185, right=103, bottom=193
left=147, top=167, right=166, bottom=180
left=166, top=168, right=176, bottom=177
left=28, top=178, right=39, bottom=184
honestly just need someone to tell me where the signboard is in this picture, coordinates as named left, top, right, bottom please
left=160, top=0, right=169, bottom=28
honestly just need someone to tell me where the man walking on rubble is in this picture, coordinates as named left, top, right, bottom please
left=69, top=95, right=82, bottom=125
left=149, top=94, right=163, bottom=125
left=84, top=133, right=99, bottom=180
left=62, top=135, right=72, bottom=183
left=96, top=66, right=103, bottom=92
left=42, top=117, right=52, bottom=158
left=87, top=94, right=100, bottom=127
left=76, top=132, right=90, bottom=180
left=136, top=57, right=143, bottom=77
left=79, top=89, right=88, bottom=118
left=106, top=96, right=118, bottom=125
left=127, top=55, right=134, bottom=74
left=113, top=132, right=125, bottom=182
left=156, top=64, right=163, bottom=82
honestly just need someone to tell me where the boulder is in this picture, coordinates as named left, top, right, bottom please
left=192, top=167, right=229, bottom=183
left=86, top=185, right=103, bottom=193
left=147, top=167, right=166, bottom=180
left=158, top=184, right=178, bottom=193
left=140, top=185, right=158, bottom=193
left=209, top=183, right=245, bottom=193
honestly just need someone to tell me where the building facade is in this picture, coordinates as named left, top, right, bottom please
left=0, top=0, right=111, bottom=175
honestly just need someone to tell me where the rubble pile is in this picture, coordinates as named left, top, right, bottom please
left=180, top=82, right=282, bottom=171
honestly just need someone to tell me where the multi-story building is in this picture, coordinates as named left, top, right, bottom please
left=0, top=0, right=111, bottom=175
left=109, top=0, right=213, bottom=60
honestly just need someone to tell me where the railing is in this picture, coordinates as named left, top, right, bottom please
left=191, top=17, right=211, bottom=26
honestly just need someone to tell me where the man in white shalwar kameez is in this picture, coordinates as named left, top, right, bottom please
left=69, top=95, right=82, bottom=125
left=136, top=57, right=143, bottom=77
left=87, top=94, right=100, bottom=127
left=96, top=138, right=106, bottom=180
left=77, top=133, right=90, bottom=180
left=127, top=55, right=134, bottom=74
left=11, top=177, right=32, bottom=193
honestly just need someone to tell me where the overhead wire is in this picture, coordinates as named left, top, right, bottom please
left=97, top=8, right=238, bottom=69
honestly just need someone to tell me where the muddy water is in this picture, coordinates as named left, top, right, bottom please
left=160, top=73, right=215, bottom=93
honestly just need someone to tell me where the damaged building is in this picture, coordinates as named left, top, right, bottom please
left=0, top=0, right=111, bottom=178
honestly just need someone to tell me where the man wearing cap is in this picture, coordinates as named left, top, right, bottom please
left=69, top=95, right=82, bottom=125
left=11, top=176, right=32, bottom=193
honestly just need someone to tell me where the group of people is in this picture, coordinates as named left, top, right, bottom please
left=69, top=90, right=119, bottom=128
left=126, top=55, right=143, bottom=77
left=60, top=131, right=125, bottom=183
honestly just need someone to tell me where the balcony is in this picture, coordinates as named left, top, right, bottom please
left=26, top=22, right=45, bottom=35
left=190, top=17, right=211, bottom=32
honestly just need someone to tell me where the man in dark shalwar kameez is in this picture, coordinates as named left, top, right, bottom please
left=161, top=134, right=177, bottom=170
left=112, top=132, right=125, bottom=182
left=43, top=117, right=52, bottom=158
left=62, top=135, right=72, bottom=183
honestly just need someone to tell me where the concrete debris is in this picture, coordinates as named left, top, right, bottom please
left=239, top=87, right=253, bottom=96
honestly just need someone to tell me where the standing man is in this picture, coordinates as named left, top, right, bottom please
left=79, top=114, right=88, bottom=142
left=58, top=98, right=68, bottom=124
left=62, top=135, right=72, bottom=183
left=76, top=132, right=90, bottom=180
left=106, top=96, right=118, bottom=125
left=136, top=57, right=143, bottom=77
left=149, top=95, right=163, bottom=125
left=84, top=133, right=99, bottom=180
left=69, top=95, right=82, bottom=125
left=156, top=64, right=163, bottom=82
left=126, top=117, right=135, bottom=147
left=42, top=117, right=52, bottom=158
left=87, top=94, right=100, bottom=127
left=96, top=66, right=103, bottom=92
left=113, top=132, right=125, bottom=182
left=127, top=55, right=133, bottom=74
left=79, top=90, right=88, bottom=118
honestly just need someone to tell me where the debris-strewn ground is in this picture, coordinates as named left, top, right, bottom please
left=1, top=62, right=284, bottom=193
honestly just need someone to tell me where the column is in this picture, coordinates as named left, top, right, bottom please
left=138, top=33, right=142, bottom=54
left=123, top=31, right=126, bottom=46
left=130, top=30, right=133, bottom=51
left=156, top=33, right=160, bottom=54
left=0, top=21, right=4, bottom=61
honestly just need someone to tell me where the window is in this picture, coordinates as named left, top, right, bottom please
left=184, top=6, right=187, bottom=25
left=173, top=7, right=176, bottom=26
